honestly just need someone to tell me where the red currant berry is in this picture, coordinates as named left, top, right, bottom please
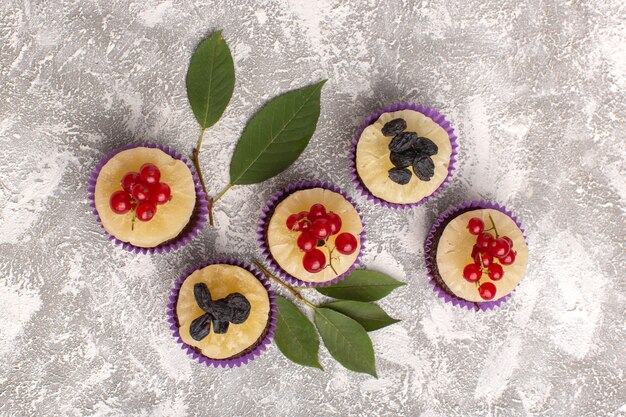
left=476, top=232, right=493, bottom=250
left=502, top=236, right=514, bottom=249
left=109, top=190, right=132, bottom=214
left=489, top=238, right=511, bottom=258
left=303, top=249, right=326, bottom=273
left=325, top=212, right=342, bottom=235
left=136, top=201, right=157, bottom=222
left=478, top=282, right=497, bottom=300
left=481, top=252, right=494, bottom=268
left=149, top=182, right=171, bottom=205
left=300, top=221, right=311, bottom=232
left=500, top=250, right=517, bottom=265
left=307, top=204, right=326, bottom=221
left=297, top=232, right=317, bottom=252
left=462, top=263, right=482, bottom=282
left=290, top=212, right=310, bottom=231
left=488, top=264, right=504, bottom=281
left=311, top=218, right=332, bottom=240
left=139, top=163, right=160, bottom=184
left=335, top=232, right=357, bottom=255
left=286, top=214, right=300, bottom=230
left=294, top=219, right=310, bottom=232
left=471, top=244, right=482, bottom=265
left=467, top=217, right=485, bottom=235
left=121, top=172, right=141, bottom=193
left=131, top=183, right=150, bottom=202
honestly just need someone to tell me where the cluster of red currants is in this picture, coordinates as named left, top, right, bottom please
left=285, top=203, right=358, bottom=274
left=462, top=216, right=517, bottom=300
left=109, top=163, right=172, bottom=222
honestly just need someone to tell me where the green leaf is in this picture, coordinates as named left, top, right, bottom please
left=324, top=301, right=400, bottom=332
left=274, top=296, right=323, bottom=370
left=229, top=80, right=326, bottom=185
left=316, top=270, right=406, bottom=302
left=314, top=308, right=377, bottom=377
left=186, top=30, right=235, bottom=129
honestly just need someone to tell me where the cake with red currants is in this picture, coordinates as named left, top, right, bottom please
left=89, top=144, right=208, bottom=253
left=167, top=260, right=276, bottom=367
left=425, top=201, right=528, bottom=310
left=350, top=103, right=457, bottom=207
left=259, top=181, right=365, bottom=286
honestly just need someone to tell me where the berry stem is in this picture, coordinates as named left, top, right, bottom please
left=477, top=253, right=489, bottom=274
left=131, top=209, right=136, bottom=231
left=488, top=214, right=500, bottom=238
left=253, top=259, right=316, bottom=309
left=325, top=246, right=339, bottom=275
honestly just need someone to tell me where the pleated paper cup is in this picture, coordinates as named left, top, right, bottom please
left=350, top=102, right=458, bottom=208
left=88, top=143, right=209, bottom=254
left=424, top=200, right=527, bottom=311
left=166, top=259, right=277, bottom=368
left=258, top=180, right=366, bottom=287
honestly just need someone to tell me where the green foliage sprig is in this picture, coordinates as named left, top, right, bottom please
left=254, top=260, right=405, bottom=377
left=186, top=31, right=325, bottom=225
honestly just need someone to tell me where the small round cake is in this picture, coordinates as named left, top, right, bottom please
left=259, top=181, right=365, bottom=286
left=89, top=144, right=207, bottom=252
left=169, top=261, right=275, bottom=366
left=425, top=201, right=528, bottom=310
left=351, top=103, right=457, bottom=207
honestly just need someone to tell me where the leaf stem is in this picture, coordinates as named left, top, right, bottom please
left=213, top=183, right=233, bottom=203
left=192, top=129, right=215, bottom=225
left=193, top=129, right=208, bottom=195
left=207, top=183, right=233, bottom=226
left=253, top=259, right=316, bottom=309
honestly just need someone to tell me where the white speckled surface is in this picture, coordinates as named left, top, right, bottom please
left=1, top=0, right=624, bottom=415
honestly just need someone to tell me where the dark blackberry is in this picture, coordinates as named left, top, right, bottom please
left=194, top=283, right=213, bottom=312
left=388, top=167, right=412, bottom=185
left=211, top=299, right=234, bottom=321
left=381, top=118, right=407, bottom=137
left=413, top=137, right=438, bottom=156
left=190, top=313, right=213, bottom=341
left=190, top=285, right=251, bottom=339
left=413, top=156, right=435, bottom=181
left=389, top=132, right=418, bottom=153
left=212, top=320, right=230, bottom=334
left=224, top=293, right=251, bottom=324
left=390, top=150, right=416, bottom=168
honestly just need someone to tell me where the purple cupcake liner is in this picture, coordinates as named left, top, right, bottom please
left=258, top=180, right=366, bottom=287
left=166, top=259, right=277, bottom=368
left=87, top=143, right=209, bottom=254
left=424, top=200, right=527, bottom=311
left=349, top=102, right=458, bottom=209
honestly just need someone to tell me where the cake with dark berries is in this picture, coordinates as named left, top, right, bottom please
left=92, top=146, right=197, bottom=248
left=173, top=263, right=274, bottom=363
left=260, top=182, right=365, bottom=286
left=426, top=203, right=528, bottom=307
left=352, top=104, right=457, bottom=206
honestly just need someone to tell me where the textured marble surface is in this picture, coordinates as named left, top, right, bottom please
left=1, top=0, right=624, bottom=416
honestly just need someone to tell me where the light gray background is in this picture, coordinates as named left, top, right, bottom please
left=1, top=0, right=624, bottom=416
